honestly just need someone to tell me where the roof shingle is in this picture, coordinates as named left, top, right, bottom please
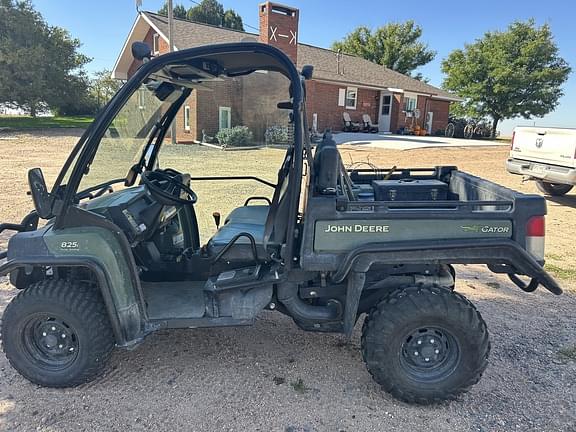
left=143, top=12, right=459, bottom=100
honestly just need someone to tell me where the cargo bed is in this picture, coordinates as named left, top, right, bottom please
left=300, top=165, right=560, bottom=294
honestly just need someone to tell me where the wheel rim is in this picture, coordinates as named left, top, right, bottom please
left=400, top=326, right=460, bottom=382
left=21, top=314, right=79, bottom=370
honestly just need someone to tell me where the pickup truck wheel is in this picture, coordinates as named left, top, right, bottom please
left=535, top=180, right=573, bottom=196
left=1, top=279, right=115, bottom=387
left=361, top=285, right=490, bottom=404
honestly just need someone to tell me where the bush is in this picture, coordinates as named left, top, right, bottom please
left=265, top=125, right=291, bottom=145
left=216, top=126, right=253, bottom=147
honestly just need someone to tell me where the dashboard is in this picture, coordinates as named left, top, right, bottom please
left=79, top=185, right=178, bottom=244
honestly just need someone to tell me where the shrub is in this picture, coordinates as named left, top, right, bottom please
left=265, top=125, right=291, bottom=145
left=216, top=126, right=253, bottom=147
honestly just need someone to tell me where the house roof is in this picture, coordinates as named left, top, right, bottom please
left=113, top=12, right=461, bottom=101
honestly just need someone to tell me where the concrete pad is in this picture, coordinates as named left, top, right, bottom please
left=332, top=132, right=509, bottom=150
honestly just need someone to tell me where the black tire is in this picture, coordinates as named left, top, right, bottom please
left=463, top=124, right=474, bottom=139
left=535, top=180, right=573, bottom=196
left=361, top=286, right=490, bottom=404
left=445, top=123, right=455, bottom=138
left=1, top=279, right=115, bottom=387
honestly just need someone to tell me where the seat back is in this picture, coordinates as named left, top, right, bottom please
left=342, top=112, right=352, bottom=125
left=313, top=132, right=339, bottom=195
left=262, top=148, right=293, bottom=252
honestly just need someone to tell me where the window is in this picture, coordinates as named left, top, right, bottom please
left=381, top=95, right=391, bottom=116
left=403, top=94, right=417, bottom=112
left=345, top=87, right=357, bottom=109
left=184, top=105, right=190, bottom=131
left=153, top=33, right=160, bottom=54
left=219, top=106, right=231, bottom=130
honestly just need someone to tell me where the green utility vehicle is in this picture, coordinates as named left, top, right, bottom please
left=0, top=42, right=561, bottom=404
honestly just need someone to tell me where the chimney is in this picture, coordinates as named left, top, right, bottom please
left=259, top=2, right=299, bottom=64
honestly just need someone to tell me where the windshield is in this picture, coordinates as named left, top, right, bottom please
left=156, top=69, right=293, bottom=241
left=78, top=83, right=183, bottom=191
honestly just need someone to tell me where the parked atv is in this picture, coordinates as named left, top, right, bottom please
left=0, top=42, right=561, bottom=404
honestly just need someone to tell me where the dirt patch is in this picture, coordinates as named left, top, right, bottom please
left=0, top=131, right=575, bottom=431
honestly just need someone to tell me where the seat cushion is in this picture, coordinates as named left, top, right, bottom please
left=225, top=205, right=269, bottom=225
left=207, top=220, right=276, bottom=262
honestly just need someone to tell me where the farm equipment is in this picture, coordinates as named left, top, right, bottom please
left=0, top=42, right=561, bottom=404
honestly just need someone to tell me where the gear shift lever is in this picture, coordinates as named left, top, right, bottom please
left=212, top=212, right=221, bottom=228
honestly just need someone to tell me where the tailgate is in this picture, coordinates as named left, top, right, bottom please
left=511, top=127, right=576, bottom=167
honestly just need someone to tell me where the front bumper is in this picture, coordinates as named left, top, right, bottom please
left=507, top=158, right=576, bottom=185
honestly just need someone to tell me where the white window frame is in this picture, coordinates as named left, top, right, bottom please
left=345, top=87, right=358, bottom=110
left=184, top=105, right=191, bottom=131
left=218, top=106, right=231, bottom=130
left=153, top=33, right=160, bottom=55
left=403, top=93, right=418, bottom=112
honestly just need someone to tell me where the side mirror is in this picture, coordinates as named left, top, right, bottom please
left=301, top=65, right=314, bottom=80
left=27, top=168, right=53, bottom=219
left=132, top=42, right=152, bottom=61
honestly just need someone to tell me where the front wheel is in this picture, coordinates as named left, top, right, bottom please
left=361, top=286, right=490, bottom=404
left=535, top=180, right=573, bottom=196
left=1, top=279, right=115, bottom=387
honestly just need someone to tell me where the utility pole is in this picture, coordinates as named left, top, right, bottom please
left=168, top=0, right=177, bottom=144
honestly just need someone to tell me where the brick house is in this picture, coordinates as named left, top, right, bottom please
left=112, top=2, right=461, bottom=142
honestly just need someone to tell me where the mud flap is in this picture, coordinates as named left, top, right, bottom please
left=343, top=271, right=366, bottom=337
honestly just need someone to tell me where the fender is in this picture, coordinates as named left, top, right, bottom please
left=1, top=220, right=147, bottom=347
left=329, top=238, right=562, bottom=295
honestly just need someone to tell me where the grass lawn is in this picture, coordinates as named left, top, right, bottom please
left=0, top=115, right=93, bottom=129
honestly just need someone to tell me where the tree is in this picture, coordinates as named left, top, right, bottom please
left=331, top=21, right=435, bottom=77
left=158, top=0, right=244, bottom=31
left=222, top=9, right=244, bottom=31
left=0, top=0, right=92, bottom=116
left=157, top=2, right=187, bottom=19
left=442, top=20, right=571, bottom=137
left=90, top=69, right=122, bottom=110
left=187, top=0, right=244, bottom=30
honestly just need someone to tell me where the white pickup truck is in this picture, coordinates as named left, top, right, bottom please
left=507, top=126, right=576, bottom=196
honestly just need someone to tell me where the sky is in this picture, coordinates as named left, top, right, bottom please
left=33, top=0, right=574, bottom=135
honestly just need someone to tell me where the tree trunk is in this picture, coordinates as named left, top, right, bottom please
left=30, top=103, right=37, bottom=118
left=491, top=117, right=500, bottom=139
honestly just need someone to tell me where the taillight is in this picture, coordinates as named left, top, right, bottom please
left=510, top=131, right=516, bottom=151
left=526, top=215, right=545, bottom=260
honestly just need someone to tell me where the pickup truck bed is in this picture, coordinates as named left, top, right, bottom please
left=300, top=165, right=561, bottom=294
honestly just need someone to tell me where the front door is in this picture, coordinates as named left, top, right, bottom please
left=379, top=92, right=392, bottom=132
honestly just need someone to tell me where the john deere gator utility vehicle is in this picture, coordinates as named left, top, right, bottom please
left=0, top=42, right=561, bottom=404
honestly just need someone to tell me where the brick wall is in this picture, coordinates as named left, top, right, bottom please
left=259, top=2, right=299, bottom=64
left=306, top=81, right=379, bottom=133
left=394, top=95, right=450, bottom=134
left=427, top=99, right=450, bottom=134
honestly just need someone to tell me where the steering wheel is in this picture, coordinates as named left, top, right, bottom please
left=141, top=169, right=197, bottom=205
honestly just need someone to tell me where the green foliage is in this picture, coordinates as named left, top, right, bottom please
left=0, top=0, right=93, bottom=116
left=265, top=125, right=290, bottom=145
left=90, top=69, right=122, bottom=110
left=331, top=21, right=435, bottom=77
left=0, top=115, right=93, bottom=129
left=442, top=20, right=571, bottom=137
left=157, top=2, right=188, bottom=19
left=216, top=126, right=253, bottom=147
left=222, top=9, right=244, bottom=31
left=157, top=0, right=244, bottom=30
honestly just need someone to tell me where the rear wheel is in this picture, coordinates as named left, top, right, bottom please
left=1, top=279, right=115, bottom=387
left=463, top=124, right=474, bottom=139
left=361, top=286, right=490, bottom=404
left=445, top=123, right=455, bottom=138
left=535, top=180, right=573, bottom=196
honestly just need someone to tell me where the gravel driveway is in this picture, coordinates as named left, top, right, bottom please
left=1, top=266, right=575, bottom=432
